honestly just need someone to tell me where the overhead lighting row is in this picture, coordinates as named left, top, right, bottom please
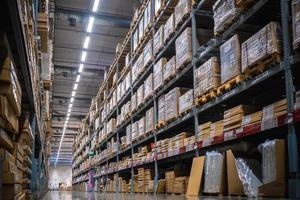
left=55, top=0, right=100, bottom=166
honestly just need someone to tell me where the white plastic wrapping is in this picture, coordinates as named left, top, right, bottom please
left=258, top=140, right=276, bottom=184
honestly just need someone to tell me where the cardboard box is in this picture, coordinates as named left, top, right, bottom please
left=176, top=27, right=192, bottom=70
left=242, top=22, right=282, bottom=72
left=179, top=89, right=193, bottom=114
left=3, top=170, right=22, bottom=184
left=2, top=160, right=18, bottom=172
left=153, top=58, right=167, bottom=91
left=138, top=117, right=145, bottom=137
left=154, top=0, right=164, bottom=16
left=158, top=95, right=165, bottom=123
left=164, top=14, right=175, bottom=41
left=154, top=25, right=164, bottom=54
left=165, top=88, right=189, bottom=121
left=175, top=0, right=192, bottom=28
left=138, top=17, right=144, bottom=44
left=220, top=34, right=241, bottom=84
left=163, top=57, right=176, bottom=82
left=2, top=184, right=22, bottom=195
left=194, top=57, right=221, bottom=98
left=144, top=73, right=153, bottom=100
left=143, top=39, right=154, bottom=67
left=0, top=148, right=15, bottom=163
left=131, top=92, right=137, bottom=112
left=137, top=84, right=144, bottom=107
left=144, top=0, right=152, bottom=30
left=133, top=29, right=139, bottom=52
left=0, top=95, right=19, bottom=133
left=0, top=128, right=13, bottom=150
left=145, top=107, right=154, bottom=133
left=292, top=0, right=300, bottom=49
left=186, top=156, right=205, bottom=196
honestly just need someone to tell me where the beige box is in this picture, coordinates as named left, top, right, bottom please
left=138, top=117, right=145, bottom=137
left=144, top=73, right=153, bottom=100
left=133, top=29, right=139, bottom=52
left=292, top=0, right=300, bottom=49
left=155, top=0, right=164, bottom=16
left=242, top=22, right=281, bottom=72
left=154, top=25, right=164, bottom=54
left=125, top=72, right=132, bottom=92
left=165, top=87, right=189, bottom=121
left=131, top=92, right=137, bottom=112
left=163, top=57, right=176, bottom=82
left=132, top=121, right=138, bottom=140
left=179, top=89, right=193, bottom=114
left=175, top=0, right=192, bottom=28
left=194, top=57, right=221, bottom=98
left=164, top=14, right=175, bottom=42
left=0, top=95, right=19, bottom=133
left=153, top=58, right=167, bottom=91
left=145, top=107, right=154, bottom=133
left=176, top=27, right=192, bottom=70
left=137, top=84, right=144, bottom=107
left=220, top=34, right=241, bottom=84
left=158, top=94, right=165, bottom=123
left=139, top=17, right=144, bottom=44
left=144, top=0, right=152, bottom=30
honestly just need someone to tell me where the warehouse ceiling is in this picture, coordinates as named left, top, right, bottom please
left=51, top=0, right=135, bottom=165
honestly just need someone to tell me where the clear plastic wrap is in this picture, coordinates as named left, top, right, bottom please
left=107, top=118, right=116, bottom=134
left=242, top=22, right=282, bottom=72
left=163, top=57, right=176, bottom=82
left=179, top=89, right=193, bottom=114
left=144, top=73, right=153, bottom=99
left=158, top=94, right=165, bottom=123
left=258, top=140, right=276, bottom=184
left=176, top=27, right=192, bottom=70
left=126, top=124, right=132, bottom=145
left=138, top=117, right=145, bottom=137
left=143, top=39, right=154, bottom=67
left=213, top=0, right=241, bottom=35
left=204, top=151, right=224, bottom=193
left=153, top=58, right=166, bottom=91
left=194, top=57, right=221, bottom=98
left=132, top=54, right=144, bottom=82
left=125, top=53, right=130, bottom=68
left=155, top=0, right=164, bottom=16
left=165, top=87, right=189, bottom=121
left=131, top=92, right=137, bottom=112
left=133, top=29, right=139, bottom=52
left=235, top=158, right=263, bottom=197
left=164, top=14, right=175, bottom=42
left=293, top=0, right=300, bottom=49
left=220, top=34, right=241, bottom=84
left=144, top=1, right=152, bottom=30
left=139, top=17, right=144, bottom=44
left=175, top=0, right=192, bottom=28
left=132, top=121, right=138, bottom=140
left=145, top=107, right=154, bottom=133
left=137, top=84, right=144, bottom=107
left=125, top=72, right=132, bottom=93
left=154, top=26, right=164, bottom=54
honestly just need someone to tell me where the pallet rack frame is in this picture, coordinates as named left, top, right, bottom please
left=72, top=0, right=300, bottom=198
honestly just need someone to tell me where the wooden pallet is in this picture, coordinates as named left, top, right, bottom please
left=214, top=14, right=241, bottom=37
left=163, top=73, right=175, bottom=84
left=155, top=120, right=166, bottom=129
left=154, top=84, right=164, bottom=94
left=195, top=90, right=217, bottom=106
left=177, top=57, right=192, bottom=72
left=179, top=107, right=193, bottom=117
left=164, top=31, right=176, bottom=45
left=175, top=12, right=190, bottom=31
left=217, top=75, right=245, bottom=95
left=236, top=0, right=258, bottom=9
left=243, top=53, right=281, bottom=79
left=165, top=115, right=178, bottom=124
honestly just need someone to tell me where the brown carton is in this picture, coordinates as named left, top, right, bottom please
left=292, top=0, right=300, bottom=49
left=176, top=27, right=192, bottom=70
left=0, top=95, right=19, bottom=133
left=179, top=89, right=194, bottom=114
left=164, top=14, right=175, bottom=42
left=158, top=95, right=165, bottom=123
left=175, top=0, right=192, bottom=28
left=163, top=57, right=176, bottom=82
left=186, top=156, right=205, bottom=196
left=165, top=87, right=189, bottom=121
left=154, top=25, right=164, bottom=54
left=153, top=58, right=167, bottom=91
left=144, top=73, right=153, bottom=100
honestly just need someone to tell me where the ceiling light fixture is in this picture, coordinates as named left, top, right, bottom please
left=92, top=0, right=100, bottom=12
left=68, top=108, right=71, bottom=113
left=76, top=75, right=81, bottom=83
left=83, top=36, right=90, bottom=49
left=67, top=113, right=71, bottom=117
left=79, top=64, right=84, bottom=73
left=71, top=91, right=76, bottom=97
left=81, top=51, right=87, bottom=62
left=69, top=103, right=73, bottom=109
left=73, top=84, right=78, bottom=90
left=70, top=97, right=74, bottom=103
left=87, top=17, right=95, bottom=33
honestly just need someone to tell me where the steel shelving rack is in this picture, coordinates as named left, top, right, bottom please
left=72, top=0, right=300, bottom=197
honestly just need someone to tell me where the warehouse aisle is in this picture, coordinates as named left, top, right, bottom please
left=43, top=192, right=279, bottom=200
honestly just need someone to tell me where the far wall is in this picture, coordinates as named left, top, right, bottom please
left=48, top=165, right=72, bottom=190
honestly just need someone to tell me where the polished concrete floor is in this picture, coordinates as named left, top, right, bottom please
left=42, top=191, right=289, bottom=200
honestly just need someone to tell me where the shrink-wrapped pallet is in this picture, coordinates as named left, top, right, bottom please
left=145, top=107, right=154, bottom=133
left=113, top=90, right=117, bottom=108
left=155, top=0, right=164, bottom=16
left=125, top=53, right=130, bottom=68
left=158, top=95, right=165, bottom=123
left=131, top=92, right=137, bottom=112
left=194, top=57, right=221, bottom=98
left=138, top=117, right=145, bottom=137
left=137, top=84, right=144, bottom=107
left=175, top=0, right=192, bottom=28
left=144, top=39, right=154, bottom=67
left=107, top=118, right=116, bottom=134
left=125, top=100, right=131, bottom=117
left=176, top=27, right=192, bottom=70
left=165, top=87, right=189, bottom=121
left=242, top=22, right=281, bottom=72
left=122, top=80, right=126, bottom=97
left=125, top=72, right=132, bottom=92
left=220, top=34, right=241, bottom=84
left=163, top=57, right=176, bottom=82
left=204, top=151, right=225, bottom=193
left=139, top=17, right=144, bottom=44
left=153, top=58, right=167, bottom=91
left=132, top=54, right=144, bottom=82
left=117, top=83, right=122, bottom=102
left=126, top=124, right=132, bottom=145
left=213, top=0, right=241, bottom=35
left=164, top=14, right=175, bottom=42
left=132, top=121, right=138, bottom=140
left=144, top=1, right=152, bottom=31
left=179, top=89, right=193, bottom=114
left=154, top=26, right=164, bottom=54
left=133, top=29, right=139, bottom=52
left=292, top=0, right=300, bottom=49
left=144, top=73, right=153, bottom=100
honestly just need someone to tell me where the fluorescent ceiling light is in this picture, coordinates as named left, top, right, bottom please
left=79, top=64, right=84, bottom=73
left=70, top=97, right=74, bottom=103
left=73, top=84, right=78, bottom=90
left=92, top=0, right=100, bottom=12
left=71, top=91, right=76, bottom=97
left=67, top=113, right=71, bottom=117
left=69, top=103, right=73, bottom=109
left=83, top=36, right=90, bottom=49
left=76, top=75, right=81, bottom=83
left=87, top=17, right=95, bottom=33
left=68, top=108, right=71, bottom=113
left=66, top=116, right=70, bottom=121
left=81, top=51, right=87, bottom=62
